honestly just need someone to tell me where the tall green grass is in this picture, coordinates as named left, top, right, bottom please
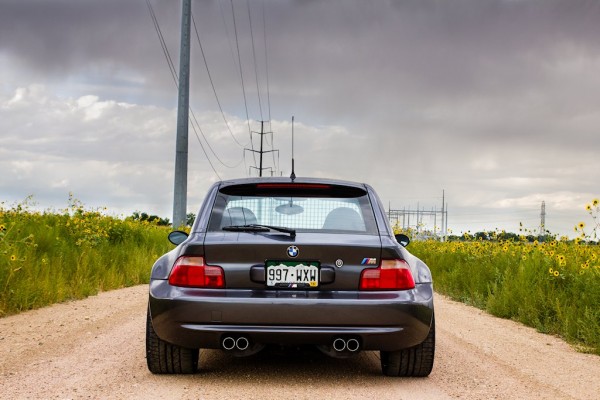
left=409, top=238, right=600, bottom=355
left=0, top=197, right=173, bottom=317
left=4, top=196, right=599, bottom=356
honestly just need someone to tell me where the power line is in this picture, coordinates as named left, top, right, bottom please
left=146, top=0, right=224, bottom=179
left=217, top=0, right=240, bottom=73
left=191, top=12, right=248, bottom=149
left=189, top=117, right=222, bottom=180
left=246, top=0, right=263, bottom=121
left=149, top=0, right=277, bottom=176
left=262, top=0, right=272, bottom=126
left=217, top=0, right=249, bottom=175
left=146, top=0, right=178, bottom=88
left=260, top=1, right=276, bottom=174
left=189, top=108, right=243, bottom=170
left=230, top=0, right=257, bottom=169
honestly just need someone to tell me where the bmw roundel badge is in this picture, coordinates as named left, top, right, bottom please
left=287, top=245, right=299, bottom=258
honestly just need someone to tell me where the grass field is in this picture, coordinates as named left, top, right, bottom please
left=2, top=196, right=599, bottom=355
left=405, top=202, right=600, bottom=355
left=0, top=196, right=172, bottom=317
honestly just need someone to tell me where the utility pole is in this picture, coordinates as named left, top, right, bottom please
left=540, top=201, right=546, bottom=241
left=246, top=121, right=278, bottom=177
left=441, top=190, right=445, bottom=241
left=172, top=0, right=191, bottom=229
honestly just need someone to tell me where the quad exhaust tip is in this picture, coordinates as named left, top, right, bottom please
left=224, top=335, right=360, bottom=353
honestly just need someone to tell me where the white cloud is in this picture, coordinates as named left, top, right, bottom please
left=1, top=86, right=176, bottom=215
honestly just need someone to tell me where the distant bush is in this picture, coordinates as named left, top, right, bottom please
left=128, top=211, right=170, bottom=226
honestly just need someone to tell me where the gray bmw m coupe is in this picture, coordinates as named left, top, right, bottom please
left=146, top=177, right=435, bottom=376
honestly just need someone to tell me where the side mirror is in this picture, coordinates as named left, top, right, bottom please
left=168, top=230, right=189, bottom=245
left=395, top=233, right=410, bottom=247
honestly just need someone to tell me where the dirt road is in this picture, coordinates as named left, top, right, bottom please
left=1, top=285, right=598, bottom=400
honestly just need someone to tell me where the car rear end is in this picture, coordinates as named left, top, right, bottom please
left=147, top=178, right=434, bottom=375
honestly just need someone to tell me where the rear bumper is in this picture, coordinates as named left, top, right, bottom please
left=148, top=280, right=434, bottom=351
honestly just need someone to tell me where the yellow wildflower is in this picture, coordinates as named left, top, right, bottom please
left=593, top=199, right=599, bottom=207
left=581, top=262, right=590, bottom=270
left=10, top=254, right=17, bottom=261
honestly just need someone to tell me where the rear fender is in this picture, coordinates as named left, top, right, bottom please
left=150, top=250, right=178, bottom=280
left=379, top=237, right=432, bottom=284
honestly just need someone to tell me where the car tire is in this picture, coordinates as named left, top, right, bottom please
left=380, top=314, right=435, bottom=377
left=146, top=307, right=199, bottom=374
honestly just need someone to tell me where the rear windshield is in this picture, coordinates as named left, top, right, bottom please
left=207, top=183, right=378, bottom=234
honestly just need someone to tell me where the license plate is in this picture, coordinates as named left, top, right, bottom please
left=266, top=261, right=319, bottom=288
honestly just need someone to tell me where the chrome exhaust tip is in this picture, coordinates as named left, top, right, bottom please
left=346, top=338, right=360, bottom=352
left=222, top=336, right=236, bottom=351
left=332, top=338, right=347, bottom=352
left=236, top=336, right=250, bottom=351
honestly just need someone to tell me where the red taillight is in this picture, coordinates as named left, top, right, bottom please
left=168, top=256, right=225, bottom=288
left=359, top=259, right=415, bottom=290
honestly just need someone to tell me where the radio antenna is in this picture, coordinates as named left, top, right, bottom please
left=290, top=116, right=296, bottom=182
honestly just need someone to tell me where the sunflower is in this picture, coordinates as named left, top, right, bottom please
left=581, top=262, right=590, bottom=270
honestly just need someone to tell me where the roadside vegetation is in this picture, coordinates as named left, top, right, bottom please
left=2, top=194, right=599, bottom=355
left=0, top=195, right=173, bottom=317
left=404, top=199, right=600, bottom=355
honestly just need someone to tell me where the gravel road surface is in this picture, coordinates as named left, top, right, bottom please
left=1, top=285, right=598, bottom=399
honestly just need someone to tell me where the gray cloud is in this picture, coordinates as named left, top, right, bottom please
left=1, top=0, right=600, bottom=235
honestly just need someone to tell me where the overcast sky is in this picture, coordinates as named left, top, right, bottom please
left=1, top=0, right=599, bottom=237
